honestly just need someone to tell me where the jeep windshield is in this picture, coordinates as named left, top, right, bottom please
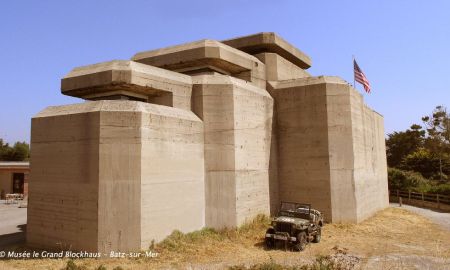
left=278, top=202, right=311, bottom=218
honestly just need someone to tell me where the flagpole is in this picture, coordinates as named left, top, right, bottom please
left=352, top=55, right=355, bottom=88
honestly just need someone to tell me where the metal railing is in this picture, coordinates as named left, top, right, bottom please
left=389, top=189, right=450, bottom=211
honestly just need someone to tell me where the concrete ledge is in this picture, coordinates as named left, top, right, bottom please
left=223, top=32, right=312, bottom=69
left=132, top=39, right=263, bottom=75
left=192, top=74, right=272, bottom=98
left=61, top=60, right=192, bottom=102
left=34, top=100, right=201, bottom=122
left=269, top=76, right=348, bottom=89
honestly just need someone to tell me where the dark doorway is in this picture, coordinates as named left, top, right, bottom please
left=12, top=173, right=24, bottom=194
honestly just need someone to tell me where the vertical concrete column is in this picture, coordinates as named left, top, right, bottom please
left=97, top=106, right=142, bottom=252
left=28, top=103, right=101, bottom=252
left=140, top=104, right=205, bottom=248
left=271, top=80, right=333, bottom=221
left=192, top=75, right=273, bottom=228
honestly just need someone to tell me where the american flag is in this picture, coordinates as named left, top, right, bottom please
left=353, top=59, right=371, bottom=93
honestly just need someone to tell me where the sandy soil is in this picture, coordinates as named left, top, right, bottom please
left=0, top=206, right=449, bottom=269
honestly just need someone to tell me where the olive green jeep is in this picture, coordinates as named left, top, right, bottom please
left=265, top=202, right=323, bottom=251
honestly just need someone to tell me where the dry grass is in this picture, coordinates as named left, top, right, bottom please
left=1, top=207, right=449, bottom=270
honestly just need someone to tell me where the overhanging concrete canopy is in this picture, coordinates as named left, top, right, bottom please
left=61, top=60, right=192, bottom=102
left=131, top=39, right=263, bottom=76
left=223, top=32, right=312, bottom=69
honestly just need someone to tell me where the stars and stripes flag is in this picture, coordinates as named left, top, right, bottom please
left=353, top=59, right=371, bottom=93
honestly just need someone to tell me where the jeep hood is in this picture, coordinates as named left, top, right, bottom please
left=274, top=216, right=309, bottom=225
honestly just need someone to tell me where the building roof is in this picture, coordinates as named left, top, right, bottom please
left=0, top=161, right=30, bottom=169
left=222, top=32, right=312, bottom=69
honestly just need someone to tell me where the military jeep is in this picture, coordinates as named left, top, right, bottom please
left=265, top=202, right=323, bottom=251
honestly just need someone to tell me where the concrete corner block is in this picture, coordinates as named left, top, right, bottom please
left=28, top=101, right=205, bottom=252
left=61, top=60, right=193, bottom=110
left=270, top=76, right=388, bottom=222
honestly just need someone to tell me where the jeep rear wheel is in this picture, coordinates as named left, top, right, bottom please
left=294, top=231, right=307, bottom=251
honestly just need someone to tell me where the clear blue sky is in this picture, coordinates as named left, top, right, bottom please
left=1, top=0, right=449, bottom=144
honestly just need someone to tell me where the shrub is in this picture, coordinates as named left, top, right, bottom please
left=388, top=167, right=431, bottom=192
left=428, top=183, right=450, bottom=195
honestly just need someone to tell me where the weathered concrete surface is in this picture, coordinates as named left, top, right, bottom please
left=28, top=32, right=388, bottom=253
left=223, top=32, right=312, bottom=69
left=132, top=40, right=266, bottom=89
left=140, top=102, right=205, bottom=248
left=62, top=60, right=193, bottom=110
left=28, top=103, right=100, bottom=251
left=28, top=101, right=205, bottom=252
left=269, top=76, right=388, bottom=222
left=255, top=53, right=310, bottom=81
left=269, top=77, right=332, bottom=220
left=351, top=94, right=389, bottom=222
left=192, top=75, right=273, bottom=228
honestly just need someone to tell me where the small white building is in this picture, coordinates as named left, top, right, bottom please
left=0, top=161, right=30, bottom=198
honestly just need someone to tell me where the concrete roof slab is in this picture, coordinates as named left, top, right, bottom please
left=131, top=39, right=263, bottom=75
left=222, top=32, right=312, bottom=69
left=61, top=60, right=192, bottom=100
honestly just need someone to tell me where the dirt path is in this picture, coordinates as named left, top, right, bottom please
left=389, top=203, right=450, bottom=231
left=1, top=206, right=449, bottom=270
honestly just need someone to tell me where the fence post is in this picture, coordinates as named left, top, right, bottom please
left=397, top=190, right=400, bottom=203
left=399, top=197, right=402, bottom=207
left=408, top=190, right=411, bottom=203
left=422, top=192, right=425, bottom=207
left=437, top=194, right=440, bottom=209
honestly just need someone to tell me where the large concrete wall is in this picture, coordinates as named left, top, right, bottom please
left=326, top=80, right=361, bottom=222
left=97, top=104, right=142, bottom=252
left=28, top=103, right=100, bottom=252
left=192, top=75, right=273, bottom=228
left=349, top=92, right=389, bottom=222
left=233, top=77, right=273, bottom=225
left=326, top=81, right=389, bottom=222
left=255, top=52, right=312, bottom=214
left=270, top=78, right=333, bottom=220
left=28, top=101, right=205, bottom=252
left=140, top=103, right=205, bottom=248
left=270, top=76, right=388, bottom=222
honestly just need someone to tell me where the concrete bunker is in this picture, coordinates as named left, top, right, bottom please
left=27, top=32, right=388, bottom=253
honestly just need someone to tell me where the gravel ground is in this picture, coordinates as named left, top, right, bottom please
left=0, top=202, right=449, bottom=270
left=390, top=203, right=450, bottom=231
left=0, top=201, right=27, bottom=249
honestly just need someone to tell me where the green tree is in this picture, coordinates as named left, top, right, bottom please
left=0, top=139, right=30, bottom=161
left=422, top=105, right=450, bottom=181
left=0, top=139, right=9, bottom=159
left=10, top=142, right=30, bottom=161
left=386, top=124, right=425, bottom=167
left=400, top=148, right=450, bottom=180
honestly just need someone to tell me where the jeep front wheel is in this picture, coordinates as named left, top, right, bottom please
left=313, top=227, right=321, bottom=243
left=265, top=229, right=275, bottom=249
left=294, top=231, right=307, bottom=251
